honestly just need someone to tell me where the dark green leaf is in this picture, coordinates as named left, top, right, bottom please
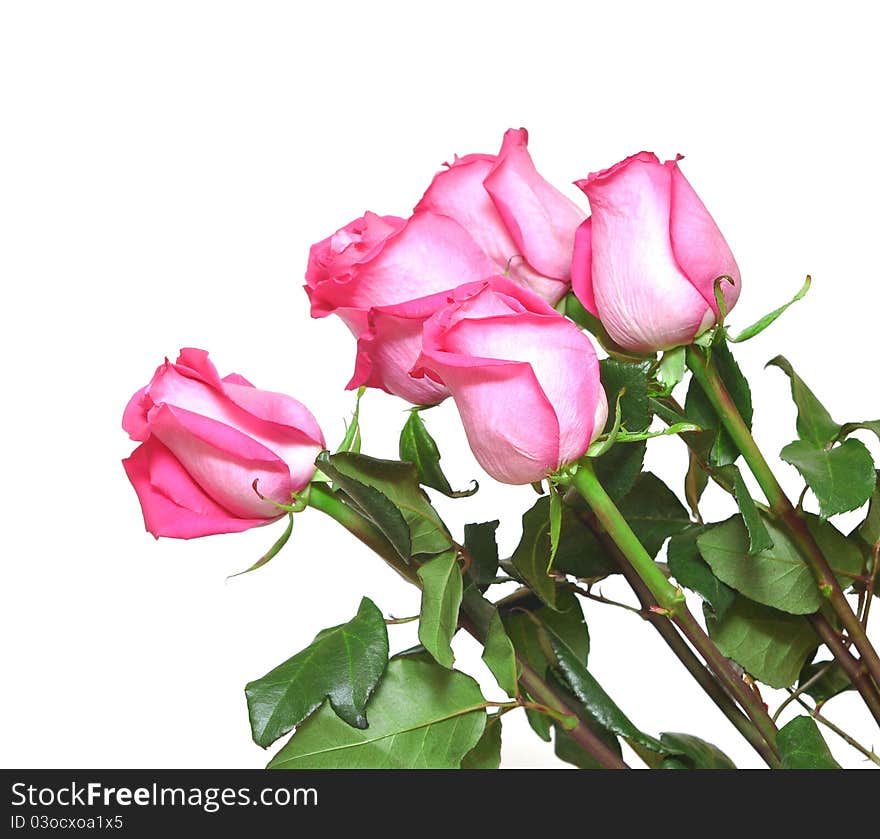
left=684, top=341, right=752, bottom=467
left=482, top=612, right=519, bottom=697
left=461, top=715, right=502, bottom=769
left=667, top=526, right=736, bottom=620
left=595, top=360, right=651, bottom=499
left=318, top=451, right=453, bottom=559
left=617, top=472, right=692, bottom=557
left=730, top=468, right=773, bottom=554
left=548, top=632, right=667, bottom=754
left=417, top=550, right=463, bottom=669
left=267, top=657, right=486, bottom=769
left=778, top=716, right=841, bottom=769
left=798, top=659, right=852, bottom=706
left=857, top=474, right=880, bottom=547
left=548, top=484, right=562, bottom=570
left=780, top=438, right=876, bottom=519
left=552, top=502, right=619, bottom=580
left=767, top=356, right=840, bottom=447
left=707, top=597, right=814, bottom=688
left=658, top=732, right=737, bottom=769
left=510, top=498, right=561, bottom=609
left=399, top=408, right=477, bottom=498
left=463, top=520, right=500, bottom=589
left=246, top=597, right=389, bottom=747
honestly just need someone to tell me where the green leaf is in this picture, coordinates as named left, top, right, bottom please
left=658, top=346, right=687, bottom=392
left=463, top=520, right=500, bottom=589
left=767, top=355, right=840, bottom=447
left=668, top=526, right=736, bottom=620
left=707, top=597, right=815, bottom=688
left=510, top=498, right=561, bottom=609
left=399, top=408, right=477, bottom=498
left=549, top=500, right=619, bottom=581
left=617, top=472, right=692, bottom=557
left=548, top=483, right=562, bottom=571
left=246, top=597, right=389, bottom=748
left=778, top=716, right=841, bottom=769
left=461, top=715, right=502, bottom=769
left=798, top=659, right=852, bottom=706
left=318, top=451, right=453, bottom=559
left=698, top=516, right=821, bottom=615
left=857, top=475, right=880, bottom=546
left=268, top=657, right=487, bottom=769
left=728, top=275, right=811, bottom=343
left=729, top=468, right=773, bottom=554
left=658, top=732, right=737, bottom=769
left=781, top=438, right=876, bottom=519
left=684, top=341, right=752, bottom=466
left=698, top=515, right=863, bottom=613
left=337, top=386, right=365, bottom=454
left=554, top=719, right=623, bottom=769
left=547, top=631, right=667, bottom=755
left=482, top=612, right=519, bottom=697
left=228, top=513, right=294, bottom=578
left=417, top=550, right=463, bottom=668
left=595, top=360, right=651, bottom=499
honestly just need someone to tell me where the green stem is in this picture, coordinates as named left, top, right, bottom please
left=568, top=460, right=782, bottom=762
left=308, top=483, right=629, bottom=770
left=686, top=346, right=880, bottom=703
left=581, top=522, right=781, bottom=768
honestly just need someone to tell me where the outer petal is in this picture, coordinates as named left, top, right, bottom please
left=122, top=384, right=153, bottom=441
left=348, top=291, right=451, bottom=405
left=414, top=152, right=567, bottom=303
left=484, top=128, right=586, bottom=283
left=570, top=217, right=598, bottom=316
left=305, top=213, right=405, bottom=318
left=146, top=403, right=293, bottom=519
left=345, top=211, right=496, bottom=309
left=122, top=438, right=271, bottom=539
left=441, top=299, right=601, bottom=467
left=668, top=158, right=741, bottom=315
left=578, top=153, right=711, bottom=352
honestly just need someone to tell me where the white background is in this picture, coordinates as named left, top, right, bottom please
left=2, top=1, right=878, bottom=769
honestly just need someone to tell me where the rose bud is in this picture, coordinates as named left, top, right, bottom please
left=415, top=128, right=586, bottom=305
left=412, top=277, right=607, bottom=485
left=122, top=348, right=325, bottom=539
left=571, top=152, right=741, bottom=353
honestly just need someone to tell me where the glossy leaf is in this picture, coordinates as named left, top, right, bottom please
left=318, top=451, right=453, bottom=559
left=767, top=356, right=840, bottom=447
left=482, top=611, right=519, bottom=697
left=554, top=718, right=623, bottom=769
left=548, top=632, right=666, bottom=754
left=461, top=715, right=502, bottom=769
left=667, top=526, right=736, bottom=620
left=707, top=597, right=814, bottom=688
left=399, top=408, right=477, bottom=498
left=463, top=520, right=500, bottom=589
left=780, top=438, right=876, bottom=519
left=246, top=597, right=389, bottom=747
left=595, top=359, right=651, bottom=499
left=417, top=551, right=463, bottom=668
left=658, top=732, right=736, bottom=769
left=778, top=716, right=841, bottom=769
left=268, top=657, right=487, bottom=769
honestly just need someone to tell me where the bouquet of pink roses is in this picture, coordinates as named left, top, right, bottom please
left=122, top=129, right=880, bottom=770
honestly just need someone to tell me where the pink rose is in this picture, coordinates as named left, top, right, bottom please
left=571, top=152, right=741, bottom=353
left=415, top=128, right=586, bottom=305
left=122, top=348, right=325, bottom=539
left=305, top=210, right=495, bottom=338
left=412, top=278, right=608, bottom=485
